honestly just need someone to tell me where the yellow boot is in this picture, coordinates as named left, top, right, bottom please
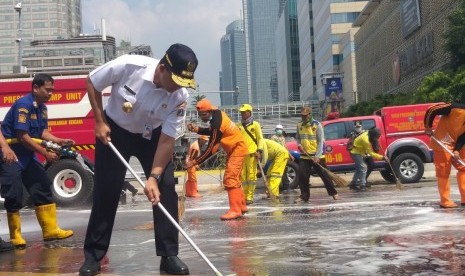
left=7, top=212, right=26, bottom=249
left=35, top=203, right=73, bottom=241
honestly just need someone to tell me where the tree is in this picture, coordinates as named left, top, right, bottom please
left=191, top=94, right=206, bottom=108
left=444, top=0, right=465, bottom=69
left=413, top=70, right=453, bottom=103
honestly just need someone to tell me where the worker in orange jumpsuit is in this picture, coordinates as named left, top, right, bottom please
left=186, top=99, right=248, bottom=220
left=236, top=104, right=264, bottom=205
left=424, top=102, right=465, bottom=208
left=185, top=135, right=209, bottom=197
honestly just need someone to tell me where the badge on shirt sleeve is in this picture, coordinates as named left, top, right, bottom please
left=142, top=124, right=153, bottom=140
left=176, top=101, right=187, bottom=117
left=18, top=114, right=26, bottom=123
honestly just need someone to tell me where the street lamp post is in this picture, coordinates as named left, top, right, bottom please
left=14, top=1, right=22, bottom=68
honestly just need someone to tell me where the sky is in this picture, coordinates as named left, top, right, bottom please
left=81, top=0, right=243, bottom=105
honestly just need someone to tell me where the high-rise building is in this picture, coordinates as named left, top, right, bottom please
left=220, top=20, right=247, bottom=106
left=354, top=0, right=459, bottom=101
left=276, top=0, right=300, bottom=103
left=297, top=0, right=317, bottom=102
left=243, top=0, right=285, bottom=104
left=300, top=0, right=368, bottom=117
left=0, top=0, right=82, bottom=74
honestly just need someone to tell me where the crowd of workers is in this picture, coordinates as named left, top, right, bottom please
left=0, top=41, right=463, bottom=276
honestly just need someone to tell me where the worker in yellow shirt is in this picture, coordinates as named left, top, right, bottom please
left=236, top=104, right=264, bottom=204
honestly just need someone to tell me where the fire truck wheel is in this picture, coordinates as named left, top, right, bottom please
left=391, top=153, right=424, bottom=184
left=46, top=159, right=94, bottom=207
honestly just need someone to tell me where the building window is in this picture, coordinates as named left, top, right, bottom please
left=43, top=59, right=62, bottom=67
left=333, top=54, right=343, bottom=65
left=331, top=12, right=360, bottom=24
left=64, top=58, right=82, bottom=66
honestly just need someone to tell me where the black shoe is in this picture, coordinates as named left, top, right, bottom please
left=79, top=259, right=101, bottom=276
left=0, top=238, right=13, bottom=252
left=160, top=256, right=189, bottom=275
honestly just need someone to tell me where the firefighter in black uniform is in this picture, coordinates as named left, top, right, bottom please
left=0, top=73, right=74, bottom=249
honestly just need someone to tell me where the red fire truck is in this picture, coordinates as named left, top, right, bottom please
left=0, top=71, right=95, bottom=206
left=286, top=103, right=440, bottom=185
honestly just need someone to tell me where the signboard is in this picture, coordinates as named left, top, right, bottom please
left=324, top=77, right=344, bottom=119
left=400, top=0, right=421, bottom=38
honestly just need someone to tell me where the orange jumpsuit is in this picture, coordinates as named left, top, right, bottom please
left=185, top=138, right=207, bottom=197
left=192, top=110, right=248, bottom=219
left=424, top=102, right=465, bottom=208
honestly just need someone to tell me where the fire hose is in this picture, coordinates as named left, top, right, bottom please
left=6, top=138, right=77, bottom=158
left=6, top=138, right=93, bottom=174
left=107, top=142, right=227, bottom=276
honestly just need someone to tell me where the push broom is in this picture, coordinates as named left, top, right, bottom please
left=301, top=149, right=348, bottom=187
left=431, top=136, right=465, bottom=166
left=108, top=142, right=228, bottom=276
left=257, top=161, right=279, bottom=204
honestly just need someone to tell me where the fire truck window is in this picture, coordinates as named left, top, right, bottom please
left=324, top=122, right=346, bottom=140
left=349, top=119, right=376, bottom=133
left=361, top=120, right=376, bottom=130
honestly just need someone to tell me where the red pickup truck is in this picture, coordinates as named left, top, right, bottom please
left=286, top=103, right=440, bottom=185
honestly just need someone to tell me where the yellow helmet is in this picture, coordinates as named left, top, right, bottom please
left=239, top=104, right=253, bottom=112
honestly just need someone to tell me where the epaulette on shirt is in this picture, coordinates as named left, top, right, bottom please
left=120, top=54, right=155, bottom=68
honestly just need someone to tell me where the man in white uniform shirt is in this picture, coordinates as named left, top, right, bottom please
left=79, top=43, right=197, bottom=276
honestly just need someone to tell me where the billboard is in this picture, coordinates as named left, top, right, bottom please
left=324, top=77, right=344, bottom=119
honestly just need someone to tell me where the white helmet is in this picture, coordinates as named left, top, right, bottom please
left=275, top=124, right=283, bottom=130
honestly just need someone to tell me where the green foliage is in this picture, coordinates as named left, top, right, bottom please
left=444, top=0, right=465, bottom=68
left=342, top=92, right=413, bottom=117
left=413, top=71, right=452, bottom=103
left=191, top=94, right=206, bottom=108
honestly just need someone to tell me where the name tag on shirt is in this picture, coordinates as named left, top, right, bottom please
left=142, top=124, right=153, bottom=140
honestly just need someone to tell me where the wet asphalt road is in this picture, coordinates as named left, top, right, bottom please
left=0, top=169, right=464, bottom=276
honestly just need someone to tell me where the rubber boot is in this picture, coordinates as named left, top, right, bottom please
left=239, top=188, right=248, bottom=214
left=242, top=184, right=253, bottom=205
left=6, top=212, right=26, bottom=249
left=220, top=188, right=243, bottom=220
left=35, top=203, right=74, bottom=241
left=457, top=172, right=465, bottom=205
left=269, top=176, right=281, bottom=199
left=437, top=177, right=457, bottom=208
left=185, top=180, right=201, bottom=198
left=248, top=183, right=257, bottom=202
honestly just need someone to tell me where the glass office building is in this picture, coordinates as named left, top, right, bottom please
left=220, top=20, right=248, bottom=106
left=243, top=0, right=285, bottom=104
left=0, top=0, right=82, bottom=74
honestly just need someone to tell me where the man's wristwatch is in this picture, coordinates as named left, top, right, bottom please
left=149, top=173, right=161, bottom=182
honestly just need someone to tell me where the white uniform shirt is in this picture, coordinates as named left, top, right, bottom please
left=89, top=54, right=188, bottom=138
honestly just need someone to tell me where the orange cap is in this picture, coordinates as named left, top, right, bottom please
left=196, top=99, right=217, bottom=112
